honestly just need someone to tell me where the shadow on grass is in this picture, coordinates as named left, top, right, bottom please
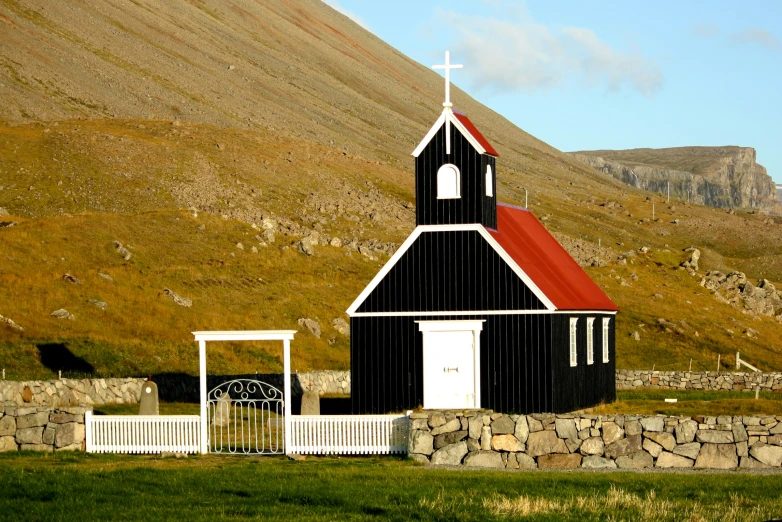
left=37, top=343, right=95, bottom=377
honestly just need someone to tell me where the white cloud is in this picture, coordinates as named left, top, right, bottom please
left=731, top=28, right=780, bottom=50
left=320, top=0, right=372, bottom=33
left=440, top=7, right=662, bottom=97
left=690, top=23, right=780, bottom=51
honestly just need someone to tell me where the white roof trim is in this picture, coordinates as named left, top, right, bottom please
left=346, top=226, right=428, bottom=315
left=346, top=224, right=557, bottom=316
left=411, top=109, right=487, bottom=158
left=476, top=226, right=556, bottom=311
left=351, top=310, right=617, bottom=317
left=193, top=330, right=297, bottom=342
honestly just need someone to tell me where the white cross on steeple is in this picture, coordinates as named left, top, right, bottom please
left=432, top=51, right=463, bottom=108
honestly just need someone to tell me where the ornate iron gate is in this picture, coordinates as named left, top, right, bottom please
left=207, top=379, right=284, bottom=455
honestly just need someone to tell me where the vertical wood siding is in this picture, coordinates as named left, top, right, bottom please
left=415, top=123, right=496, bottom=228
left=351, top=314, right=560, bottom=415
left=550, top=314, right=616, bottom=412
left=356, top=230, right=544, bottom=313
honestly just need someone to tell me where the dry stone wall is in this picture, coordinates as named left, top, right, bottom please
left=0, top=404, right=89, bottom=452
left=0, top=371, right=350, bottom=407
left=1, top=378, right=145, bottom=407
left=616, top=370, right=782, bottom=391
left=408, top=411, right=782, bottom=470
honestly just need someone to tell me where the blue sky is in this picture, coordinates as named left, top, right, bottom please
left=323, top=1, right=782, bottom=183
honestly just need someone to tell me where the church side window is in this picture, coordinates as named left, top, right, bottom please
left=437, top=164, right=461, bottom=199
left=602, top=317, right=610, bottom=363
left=485, top=164, right=493, bottom=197
left=569, top=317, right=578, bottom=367
left=586, top=317, right=594, bottom=365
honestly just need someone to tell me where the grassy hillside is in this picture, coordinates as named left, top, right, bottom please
left=1, top=1, right=782, bottom=380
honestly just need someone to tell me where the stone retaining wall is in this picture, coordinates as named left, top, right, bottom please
left=408, top=411, right=782, bottom=470
left=0, top=371, right=350, bottom=406
left=0, top=404, right=89, bottom=452
left=616, top=370, right=782, bottom=391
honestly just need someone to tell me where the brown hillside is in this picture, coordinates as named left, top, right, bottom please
left=1, top=0, right=782, bottom=379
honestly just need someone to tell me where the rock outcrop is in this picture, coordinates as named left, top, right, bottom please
left=570, top=147, right=779, bottom=212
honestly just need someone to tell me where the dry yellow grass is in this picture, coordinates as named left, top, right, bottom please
left=2, top=119, right=782, bottom=379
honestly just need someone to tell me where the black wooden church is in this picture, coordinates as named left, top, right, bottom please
left=347, top=52, right=618, bottom=414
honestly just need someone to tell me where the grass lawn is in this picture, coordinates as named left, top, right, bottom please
left=94, top=388, right=782, bottom=417
left=0, top=453, right=781, bottom=521
left=585, top=389, right=782, bottom=416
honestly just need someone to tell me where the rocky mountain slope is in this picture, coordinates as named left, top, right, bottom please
left=571, top=147, right=779, bottom=212
left=1, top=0, right=782, bottom=378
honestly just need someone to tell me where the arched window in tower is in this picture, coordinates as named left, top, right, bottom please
left=485, top=164, right=493, bottom=197
left=437, top=164, right=461, bottom=199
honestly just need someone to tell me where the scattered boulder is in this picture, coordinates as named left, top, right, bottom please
left=87, top=300, right=108, bottom=310
left=62, top=274, right=81, bottom=284
left=0, top=314, right=23, bottom=332
left=332, top=318, right=350, bottom=336
left=51, top=309, right=75, bottom=320
left=296, top=237, right=314, bottom=256
left=112, top=241, right=131, bottom=261
left=0, top=221, right=18, bottom=228
left=297, top=318, right=321, bottom=338
left=680, top=247, right=700, bottom=272
left=163, top=289, right=193, bottom=307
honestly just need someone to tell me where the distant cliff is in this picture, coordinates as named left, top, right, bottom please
left=570, top=147, right=780, bottom=212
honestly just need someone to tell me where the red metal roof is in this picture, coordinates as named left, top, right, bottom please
left=452, top=111, right=499, bottom=157
left=488, top=204, right=619, bottom=311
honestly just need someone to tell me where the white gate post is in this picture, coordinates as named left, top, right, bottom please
left=283, top=338, right=292, bottom=455
left=84, top=410, right=93, bottom=453
left=199, top=339, right=208, bottom=454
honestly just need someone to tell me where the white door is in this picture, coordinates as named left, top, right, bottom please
left=423, top=331, right=476, bottom=409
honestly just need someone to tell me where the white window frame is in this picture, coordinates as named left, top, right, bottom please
left=602, top=317, right=610, bottom=363
left=485, top=164, right=493, bottom=197
left=436, top=164, right=461, bottom=199
left=569, top=317, right=578, bottom=367
left=586, top=317, right=594, bottom=365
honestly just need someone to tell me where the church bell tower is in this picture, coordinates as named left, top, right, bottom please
left=411, top=51, right=499, bottom=229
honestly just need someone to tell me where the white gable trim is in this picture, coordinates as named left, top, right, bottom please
left=351, top=310, right=618, bottom=317
left=411, top=109, right=487, bottom=158
left=346, top=224, right=556, bottom=316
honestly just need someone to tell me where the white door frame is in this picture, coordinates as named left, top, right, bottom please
left=417, top=320, right=484, bottom=409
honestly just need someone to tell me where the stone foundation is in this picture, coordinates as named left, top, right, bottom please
left=408, top=411, right=782, bottom=470
left=616, top=370, right=782, bottom=391
left=0, top=404, right=90, bottom=452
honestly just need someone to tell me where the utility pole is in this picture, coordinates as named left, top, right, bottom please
left=525, top=189, right=528, bottom=208
left=667, top=181, right=670, bottom=203
left=652, top=203, right=655, bottom=220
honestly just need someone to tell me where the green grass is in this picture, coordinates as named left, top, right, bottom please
left=0, top=453, right=780, bottom=521
left=94, top=402, right=199, bottom=416
left=585, top=389, right=782, bottom=416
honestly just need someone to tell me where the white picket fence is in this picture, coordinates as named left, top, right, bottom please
left=85, top=412, right=200, bottom=454
left=287, top=415, right=409, bottom=455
